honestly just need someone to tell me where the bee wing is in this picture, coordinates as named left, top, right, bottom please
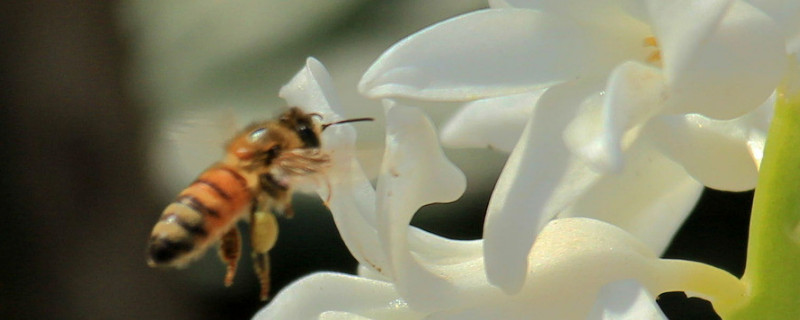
left=170, top=110, right=238, bottom=161
left=150, top=108, right=240, bottom=192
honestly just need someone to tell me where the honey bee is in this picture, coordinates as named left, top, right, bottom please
left=147, top=107, right=372, bottom=300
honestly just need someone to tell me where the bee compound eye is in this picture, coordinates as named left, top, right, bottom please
left=147, top=237, right=193, bottom=266
left=295, top=124, right=320, bottom=148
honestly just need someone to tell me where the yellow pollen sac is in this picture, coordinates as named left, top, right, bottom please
left=643, top=36, right=658, bottom=47
left=643, top=36, right=662, bottom=65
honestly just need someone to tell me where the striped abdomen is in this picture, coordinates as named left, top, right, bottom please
left=147, top=165, right=252, bottom=267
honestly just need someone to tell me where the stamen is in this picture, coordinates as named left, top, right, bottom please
left=647, top=51, right=662, bottom=63
left=643, top=36, right=662, bottom=65
left=643, top=36, right=658, bottom=47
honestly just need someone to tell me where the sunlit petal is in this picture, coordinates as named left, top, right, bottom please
left=651, top=0, right=784, bottom=119
left=525, top=218, right=745, bottom=317
left=440, top=91, right=541, bottom=152
left=586, top=280, right=667, bottom=320
left=560, top=139, right=703, bottom=254
left=564, top=61, right=666, bottom=172
left=318, top=311, right=374, bottom=320
left=252, top=273, right=421, bottom=320
left=745, top=94, right=775, bottom=170
left=483, top=80, right=604, bottom=293
left=359, top=9, right=595, bottom=101
left=376, top=101, right=469, bottom=310
left=644, top=102, right=772, bottom=191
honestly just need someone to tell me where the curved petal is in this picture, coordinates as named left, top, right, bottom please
left=745, top=94, right=775, bottom=169
left=407, top=218, right=743, bottom=319
left=564, top=61, right=666, bottom=172
left=376, top=101, right=470, bottom=310
left=644, top=100, right=772, bottom=191
left=359, top=9, right=595, bottom=101
left=318, top=311, right=374, bottom=320
left=745, top=0, right=800, bottom=40
left=521, top=218, right=745, bottom=317
left=252, top=273, right=422, bottom=320
left=400, top=218, right=743, bottom=319
left=651, top=0, right=785, bottom=119
left=483, top=79, right=605, bottom=293
left=440, top=91, right=541, bottom=152
left=281, top=58, right=390, bottom=276
left=317, top=311, right=373, bottom=320
left=407, top=227, right=483, bottom=265
left=494, top=0, right=646, bottom=31
left=280, top=57, right=343, bottom=119
left=560, top=138, right=704, bottom=254
left=586, top=280, right=667, bottom=320
left=258, top=219, right=745, bottom=320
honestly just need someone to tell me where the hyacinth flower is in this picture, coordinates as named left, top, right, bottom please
left=358, top=0, right=796, bottom=295
left=253, top=57, right=800, bottom=319
left=250, top=0, right=800, bottom=318
left=262, top=63, right=800, bottom=319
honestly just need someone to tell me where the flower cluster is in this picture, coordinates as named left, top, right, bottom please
left=256, top=0, right=800, bottom=318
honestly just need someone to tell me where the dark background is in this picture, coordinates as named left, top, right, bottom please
left=0, top=1, right=752, bottom=319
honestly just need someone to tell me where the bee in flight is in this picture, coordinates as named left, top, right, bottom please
left=146, top=107, right=372, bottom=300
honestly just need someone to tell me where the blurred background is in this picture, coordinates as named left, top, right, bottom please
left=0, top=1, right=752, bottom=319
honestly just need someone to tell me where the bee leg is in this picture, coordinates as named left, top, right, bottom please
left=259, top=173, right=294, bottom=218
left=218, top=226, right=241, bottom=287
left=250, top=209, right=279, bottom=301
left=274, top=198, right=294, bottom=219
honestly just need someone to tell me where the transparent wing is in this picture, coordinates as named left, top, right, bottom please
left=148, top=108, right=240, bottom=194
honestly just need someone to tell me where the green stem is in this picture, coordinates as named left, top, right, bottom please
left=725, top=84, right=800, bottom=319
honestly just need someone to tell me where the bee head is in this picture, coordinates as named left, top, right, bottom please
left=279, top=107, right=323, bottom=148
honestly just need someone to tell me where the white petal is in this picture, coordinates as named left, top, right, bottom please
left=359, top=9, right=595, bottom=101
left=483, top=79, right=605, bottom=293
left=280, top=57, right=343, bottom=118
left=586, top=280, right=667, bottom=320
left=560, top=139, right=704, bottom=254
left=253, top=273, right=421, bottom=320
left=318, top=311, right=374, bottom=320
left=522, top=218, right=745, bottom=318
left=745, top=94, right=775, bottom=170
left=651, top=0, right=785, bottom=119
left=407, top=227, right=483, bottom=265
left=440, top=91, right=542, bottom=152
left=420, top=218, right=743, bottom=319
left=357, top=264, right=390, bottom=282
left=494, top=0, right=646, bottom=31
left=745, top=0, right=800, bottom=39
left=376, top=101, right=470, bottom=310
left=281, top=58, right=390, bottom=276
left=446, top=218, right=742, bottom=319
left=564, top=61, right=666, bottom=172
left=644, top=103, right=770, bottom=191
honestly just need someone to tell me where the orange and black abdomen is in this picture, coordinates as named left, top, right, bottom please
left=147, top=165, right=252, bottom=267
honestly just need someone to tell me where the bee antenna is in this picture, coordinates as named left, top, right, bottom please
left=322, top=117, right=374, bottom=131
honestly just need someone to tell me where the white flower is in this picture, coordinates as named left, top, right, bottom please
left=256, top=59, right=745, bottom=318
left=358, top=0, right=790, bottom=293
